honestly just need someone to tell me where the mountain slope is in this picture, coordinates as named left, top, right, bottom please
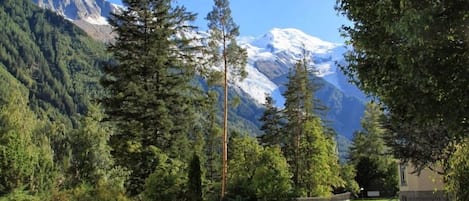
left=239, top=28, right=366, bottom=139
left=0, top=0, right=109, bottom=125
left=27, top=0, right=365, bottom=140
left=32, top=0, right=120, bottom=42
left=33, top=0, right=119, bottom=24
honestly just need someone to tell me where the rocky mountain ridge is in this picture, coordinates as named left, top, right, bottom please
left=30, top=0, right=366, bottom=140
left=32, top=0, right=119, bottom=42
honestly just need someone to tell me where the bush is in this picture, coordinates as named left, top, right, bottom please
left=142, top=152, right=187, bottom=201
left=0, top=189, right=41, bottom=201
left=446, top=138, right=469, bottom=201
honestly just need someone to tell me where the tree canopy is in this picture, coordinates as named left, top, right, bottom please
left=336, top=0, right=468, bottom=170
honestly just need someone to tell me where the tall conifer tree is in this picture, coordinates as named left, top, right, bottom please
left=188, top=153, right=203, bottom=201
left=204, top=90, right=222, bottom=191
left=349, top=102, right=398, bottom=196
left=101, top=0, right=199, bottom=195
left=283, top=55, right=314, bottom=187
left=282, top=53, right=342, bottom=196
left=206, top=0, right=247, bottom=198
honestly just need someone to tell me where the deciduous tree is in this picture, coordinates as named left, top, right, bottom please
left=336, top=0, right=468, bottom=171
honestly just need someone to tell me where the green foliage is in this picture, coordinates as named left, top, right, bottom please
left=336, top=0, right=468, bottom=170
left=226, top=134, right=261, bottom=200
left=51, top=180, right=130, bottom=201
left=142, top=151, right=187, bottom=201
left=0, top=0, right=134, bottom=199
left=102, top=0, right=201, bottom=195
left=278, top=52, right=342, bottom=197
left=188, top=153, right=203, bottom=201
left=67, top=104, right=114, bottom=185
left=0, top=189, right=41, bottom=201
left=446, top=138, right=469, bottom=201
left=338, top=164, right=360, bottom=196
left=0, top=0, right=107, bottom=122
left=349, top=103, right=398, bottom=196
left=258, top=95, right=284, bottom=146
left=296, top=118, right=343, bottom=197
left=227, top=134, right=292, bottom=201
left=206, top=0, right=248, bottom=198
left=0, top=85, right=54, bottom=195
left=253, top=146, right=293, bottom=201
left=0, top=1, right=112, bottom=196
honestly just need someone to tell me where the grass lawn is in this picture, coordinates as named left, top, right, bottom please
left=353, top=199, right=398, bottom=201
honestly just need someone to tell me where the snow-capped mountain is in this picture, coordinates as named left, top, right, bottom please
left=237, top=28, right=364, bottom=106
left=29, top=0, right=365, bottom=139
left=32, top=0, right=120, bottom=42
left=33, top=0, right=120, bottom=25
left=235, top=28, right=366, bottom=139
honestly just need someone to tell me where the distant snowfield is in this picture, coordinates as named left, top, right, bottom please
left=84, top=16, right=109, bottom=25
left=235, top=28, right=347, bottom=105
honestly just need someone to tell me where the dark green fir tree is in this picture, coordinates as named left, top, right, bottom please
left=258, top=95, right=284, bottom=147
left=101, top=0, right=200, bottom=195
left=187, top=153, right=203, bottom=201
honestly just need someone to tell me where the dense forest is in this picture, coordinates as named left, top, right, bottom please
left=0, top=0, right=353, bottom=200
left=0, top=0, right=467, bottom=200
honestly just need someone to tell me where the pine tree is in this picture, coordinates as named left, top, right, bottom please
left=349, top=102, right=398, bottom=196
left=101, top=0, right=199, bottom=195
left=282, top=55, right=314, bottom=188
left=258, top=95, right=284, bottom=147
left=282, top=53, right=342, bottom=196
left=206, top=0, right=248, bottom=198
left=298, top=118, right=340, bottom=197
left=187, top=153, right=203, bottom=201
left=204, top=90, right=222, bottom=195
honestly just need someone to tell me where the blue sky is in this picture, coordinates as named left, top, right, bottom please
left=108, top=0, right=351, bottom=43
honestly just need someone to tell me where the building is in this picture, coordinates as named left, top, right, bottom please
left=398, top=162, right=447, bottom=201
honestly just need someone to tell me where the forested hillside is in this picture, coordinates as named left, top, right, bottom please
left=0, top=0, right=269, bottom=198
left=0, top=0, right=359, bottom=200
left=0, top=0, right=116, bottom=198
left=0, top=0, right=108, bottom=126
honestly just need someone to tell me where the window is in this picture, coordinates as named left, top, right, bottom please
left=400, top=163, right=407, bottom=186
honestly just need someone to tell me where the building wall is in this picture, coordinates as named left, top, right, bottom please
left=398, top=163, right=447, bottom=201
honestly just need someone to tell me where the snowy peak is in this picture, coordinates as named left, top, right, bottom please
left=233, top=28, right=352, bottom=105
left=252, top=28, right=339, bottom=56
left=33, top=0, right=120, bottom=25
left=241, top=28, right=346, bottom=82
